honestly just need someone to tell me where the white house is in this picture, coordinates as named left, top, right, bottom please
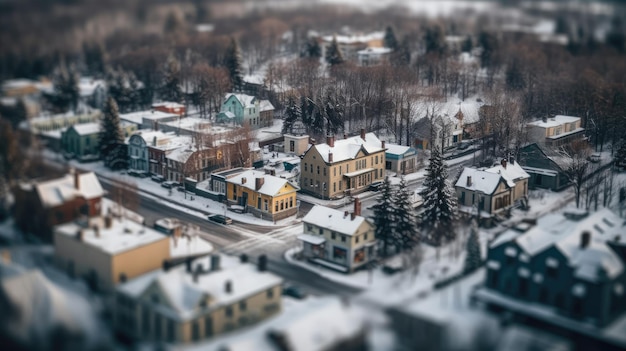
left=128, top=130, right=174, bottom=173
left=357, top=47, right=392, bottom=66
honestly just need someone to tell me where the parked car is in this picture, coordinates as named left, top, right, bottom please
left=128, top=170, right=148, bottom=178
left=369, top=181, right=384, bottom=192
left=458, top=140, right=472, bottom=150
left=588, top=153, right=601, bottom=163
left=208, top=214, right=233, bottom=225
left=161, top=181, right=176, bottom=189
left=151, top=175, right=165, bottom=183
left=282, top=284, right=308, bottom=299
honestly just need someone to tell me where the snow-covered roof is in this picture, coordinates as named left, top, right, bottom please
left=0, top=267, right=105, bottom=349
left=152, top=102, right=184, bottom=109
left=259, top=100, right=274, bottom=112
left=485, top=161, right=530, bottom=187
left=130, top=130, right=172, bottom=146
left=357, top=47, right=392, bottom=55
left=527, top=115, right=581, bottom=128
left=33, top=172, right=104, bottom=208
left=117, top=254, right=282, bottom=321
left=78, top=78, right=105, bottom=97
left=303, top=205, right=370, bottom=236
left=71, top=122, right=100, bottom=136
left=556, top=235, right=623, bottom=282
left=2, top=78, right=37, bottom=91
left=225, top=93, right=257, bottom=108
left=441, top=97, right=484, bottom=125
left=166, top=146, right=197, bottom=164
left=243, top=75, right=264, bottom=86
left=170, top=234, right=213, bottom=259
left=311, top=132, right=384, bottom=163
left=55, top=216, right=167, bottom=255
left=227, top=170, right=299, bottom=196
left=384, top=143, right=413, bottom=156
left=455, top=167, right=506, bottom=195
left=120, top=110, right=178, bottom=125
left=322, top=31, right=384, bottom=44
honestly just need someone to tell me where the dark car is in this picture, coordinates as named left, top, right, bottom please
left=369, top=181, right=384, bottom=192
left=151, top=175, right=165, bottom=183
left=128, top=170, right=148, bottom=178
left=282, top=284, right=308, bottom=299
left=161, top=181, right=176, bottom=189
left=208, top=214, right=233, bottom=225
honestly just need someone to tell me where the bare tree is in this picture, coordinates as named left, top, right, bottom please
left=559, top=140, right=592, bottom=208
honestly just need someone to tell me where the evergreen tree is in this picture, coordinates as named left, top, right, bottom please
left=478, top=31, right=498, bottom=68
left=391, top=36, right=411, bottom=66
left=325, top=36, right=345, bottom=66
left=418, top=147, right=458, bottom=245
left=372, top=176, right=395, bottom=258
left=384, top=26, right=399, bottom=50
left=282, top=94, right=301, bottom=134
left=461, top=35, right=473, bottom=53
left=224, top=37, right=243, bottom=90
left=83, top=42, right=106, bottom=76
left=301, top=38, right=322, bottom=59
left=161, top=57, right=182, bottom=103
left=107, top=68, right=141, bottom=113
left=393, top=177, right=418, bottom=253
left=615, top=141, right=626, bottom=168
left=424, top=25, right=446, bottom=55
left=463, top=218, right=482, bottom=274
left=323, top=86, right=344, bottom=135
left=52, top=62, right=79, bottom=113
left=99, top=97, right=126, bottom=170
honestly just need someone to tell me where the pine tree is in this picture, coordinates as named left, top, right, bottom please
left=418, top=147, right=458, bottom=245
left=162, top=57, right=182, bottom=103
left=384, top=26, right=399, bottom=50
left=393, top=177, right=418, bottom=253
left=107, top=68, right=141, bottom=113
left=282, top=94, right=301, bottom=134
left=461, top=35, right=473, bottom=53
left=372, top=176, right=395, bottom=258
left=52, top=62, right=79, bottom=113
left=224, top=37, right=243, bottom=90
left=391, top=36, right=411, bottom=66
left=325, top=36, right=345, bottom=66
left=615, top=141, right=626, bottom=168
left=302, top=38, right=322, bottom=59
left=99, top=97, right=126, bottom=169
left=463, top=218, right=482, bottom=274
left=424, top=25, right=446, bottom=55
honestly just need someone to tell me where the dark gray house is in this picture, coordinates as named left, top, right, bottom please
left=478, top=208, right=626, bottom=328
left=518, top=143, right=570, bottom=191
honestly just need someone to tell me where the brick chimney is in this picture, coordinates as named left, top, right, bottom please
left=353, top=198, right=361, bottom=216
left=328, top=152, right=333, bottom=163
left=501, top=159, right=507, bottom=169
left=74, top=171, right=80, bottom=190
left=580, top=231, right=591, bottom=249
left=360, top=128, right=366, bottom=140
left=467, top=176, right=472, bottom=187
left=242, top=177, right=247, bottom=184
left=255, top=177, right=265, bottom=191
left=225, top=280, right=232, bottom=293
left=381, top=140, right=385, bottom=149
left=327, top=135, right=335, bottom=147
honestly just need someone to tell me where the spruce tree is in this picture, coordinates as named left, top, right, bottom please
left=463, top=218, right=481, bottom=274
left=302, top=38, right=322, bottom=59
left=372, top=176, right=395, bottom=258
left=461, top=35, right=473, bottom=53
left=52, top=63, right=79, bottom=113
left=393, top=177, right=418, bottom=253
left=224, top=37, right=243, bottom=90
left=384, top=26, right=399, bottom=50
left=162, top=57, right=182, bottom=103
left=282, top=94, right=301, bottom=134
left=418, top=147, right=458, bottom=245
left=325, top=36, right=345, bottom=66
left=615, top=141, right=626, bottom=168
left=391, top=36, right=411, bottom=66
left=99, top=97, right=126, bottom=169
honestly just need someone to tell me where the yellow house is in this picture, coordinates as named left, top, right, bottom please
left=115, top=254, right=283, bottom=344
left=226, top=169, right=299, bottom=221
left=54, top=215, right=213, bottom=293
left=301, top=130, right=386, bottom=199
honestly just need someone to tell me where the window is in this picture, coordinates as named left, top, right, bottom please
left=518, top=277, right=528, bottom=297
left=307, top=224, right=313, bottom=231
left=333, top=183, right=336, bottom=192
left=375, top=155, right=378, bottom=164
left=304, top=163, right=308, bottom=172
left=225, top=306, right=233, bottom=318
left=204, top=316, right=212, bottom=337
left=364, top=233, right=368, bottom=240
left=239, top=301, right=247, bottom=311
left=323, top=167, right=326, bottom=176
left=547, top=266, right=558, bottom=278
left=339, top=181, right=342, bottom=190
left=142, top=307, right=150, bottom=336
left=317, top=166, right=320, bottom=174
left=289, top=197, right=293, bottom=208
left=354, top=248, right=365, bottom=263
left=341, top=235, right=346, bottom=242
left=334, top=167, right=336, bottom=176
left=192, top=320, right=200, bottom=341
left=319, top=227, right=323, bottom=235
left=290, top=140, right=295, bottom=152
left=333, top=247, right=347, bottom=260
left=331, top=232, right=336, bottom=240
left=266, top=288, right=274, bottom=299
left=356, top=236, right=360, bottom=243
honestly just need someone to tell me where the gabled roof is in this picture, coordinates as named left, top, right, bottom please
left=227, top=170, right=299, bottom=196
left=485, top=161, right=530, bottom=187
left=117, top=254, right=283, bottom=321
left=34, top=172, right=104, bottom=208
left=310, top=132, right=384, bottom=163
left=455, top=167, right=507, bottom=195
left=71, top=122, right=100, bottom=136
left=384, top=143, right=415, bottom=156
left=302, top=205, right=371, bottom=236
left=259, top=100, right=274, bottom=112
left=225, top=93, right=256, bottom=108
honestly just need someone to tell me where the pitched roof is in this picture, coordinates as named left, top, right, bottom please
left=71, top=122, right=100, bottom=136
left=227, top=170, right=299, bottom=196
left=527, top=115, right=581, bottom=128
left=455, top=167, right=506, bottom=195
left=311, top=132, right=384, bottom=163
left=117, top=254, right=283, bottom=321
left=485, top=161, right=530, bottom=187
left=384, top=143, right=414, bottom=156
left=259, top=100, right=274, bottom=112
left=302, top=205, right=370, bottom=236
left=225, top=93, right=256, bottom=108
left=34, top=172, right=104, bottom=208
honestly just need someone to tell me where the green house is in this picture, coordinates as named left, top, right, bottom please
left=61, top=122, right=136, bottom=162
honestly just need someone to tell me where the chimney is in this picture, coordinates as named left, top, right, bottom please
left=509, top=156, right=515, bottom=165
left=258, top=254, right=268, bottom=272
left=240, top=253, right=249, bottom=263
left=327, top=135, right=335, bottom=147
left=255, top=177, right=265, bottom=191
left=211, top=254, right=220, bottom=271
left=225, top=280, right=232, bottom=293
left=467, top=176, right=472, bottom=187
left=360, top=128, right=366, bottom=140
left=344, top=210, right=349, bottom=218
left=104, top=216, right=113, bottom=229
left=74, top=171, right=80, bottom=190
left=542, top=116, right=547, bottom=123
left=580, top=231, right=591, bottom=249
left=162, top=260, right=170, bottom=272
left=381, top=140, right=385, bottom=149
left=501, top=159, right=507, bottom=169
left=353, top=198, right=361, bottom=216
left=328, top=152, right=333, bottom=163
left=242, top=177, right=247, bottom=184
left=186, top=258, right=193, bottom=273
